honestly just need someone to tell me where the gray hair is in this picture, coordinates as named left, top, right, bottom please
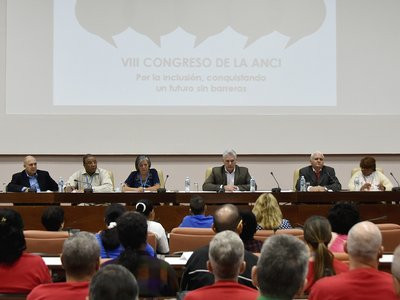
left=89, top=264, right=138, bottom=300
left=208, top=231, right=244, bottom=280
left=222, top=149, right=237, bottom=159
left=310, top=151, right=324, bottom=160
left=347, top=221, right=382, bottom=262
left=392, top=245, right=400, bottom=280
left=62, top=231, right=100, bottom=277
left=257, top=235, right=308, bottom=299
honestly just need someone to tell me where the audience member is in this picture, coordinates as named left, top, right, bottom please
left=181, top=204, right=258, bottom=291
left=309, top=221, right=398, bottom=300
left=122, top=155, right=160, bottom=192
left=252, top=193, right=292, bottom=230
left=111, top=211, right=178, bottom=297
left=89, top=265, right=138, bottom=300
left=348, top=156, right=393, bottom=191
left=0, top=208, right=51, bottom=293
left=28, top=232, right=100, bottom=300
left=203, top=149, right=253, bottom=191
left=135, top=199, right=169, bottom=254
left=7, top=155, right=58, bottom=192
left=296, top=151, right=341, bottom=192
left=303, top=216, right=348, bottom=293
left=185, top=231, right=258, bottom=300
left=65, top=154, right=113, bottom=193
left=252, top=234, right=309, bottom=300
left=95, top=204, right=155, bottom=259
left=239, top=211, right=263, bottom=253
left=179, top=195, right=213, bottom=228
left=327, top=202, right=360, bottom=253
left=392, top=245, right=400, bottom=297
left=41, top=206, right=64, bottom=231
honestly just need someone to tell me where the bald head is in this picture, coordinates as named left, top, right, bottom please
left=23, top=155, right=37, bottom=176
left=213, top=204, right=241, bottom=233
left=347, top=221, right=382, bottom=262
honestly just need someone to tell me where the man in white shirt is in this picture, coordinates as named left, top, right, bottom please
left=65, top=154, right=113, bottom=192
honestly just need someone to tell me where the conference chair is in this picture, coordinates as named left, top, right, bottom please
left=254, top=228, right=304, bottom=242
left=169, top=227, right=215, bottom=253
left=147, top=232, right=157, bottom=251
left=293, top=169, right=300, bottom=191
left=205, top=167, right=212, bottom=180
left=107, top=170, right=115, bottom=190
left=377, top=223, right=400, bottom=252
left=157, top=169, right=165, bottom=188
left=24, top=230, right=69, bottom=255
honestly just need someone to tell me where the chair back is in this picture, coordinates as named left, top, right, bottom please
left=205, top=167, right=212, bottom=180
left=293, top=169, right=300, bottom=191
left=107, top=170, right=115, bottom=189
left=157, top=169, right=165, bottom=188
left=169, top=227, right=215, bottom=253
left=147, top=232, right=157, bottom=251
left=24, top=230, right=69, bottom=255
left=254, top=228, right=304, bottom=242
left=377, top=223, right=400, bottom=252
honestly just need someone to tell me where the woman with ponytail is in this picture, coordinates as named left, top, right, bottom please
left=303, top=216, right=348, bottom=293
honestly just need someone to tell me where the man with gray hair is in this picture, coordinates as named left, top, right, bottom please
left=252, top=234, right=308, bottom=300
left=295, top=151, right=341, bottom=192
left=28, top=232, right=100, bottom=300
left=203, top=149, right=253, bottom=191
left=184, top=231, right=258, bottom=300
left=89, top=265, right=138, bottom=300
left=309, top=221, right=397, bottom=300
left=392, top=245, right=400, bottom=297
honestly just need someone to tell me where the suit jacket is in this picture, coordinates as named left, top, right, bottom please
left=202, top=165, right=252, bottom=191
left=7, top=170, right=58, bottom=192
left=295, top=165, right=341, bottom=192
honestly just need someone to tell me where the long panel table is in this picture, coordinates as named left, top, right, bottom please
left=0, top=191, right=399, bottom=232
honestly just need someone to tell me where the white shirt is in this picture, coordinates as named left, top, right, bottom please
left=147, top=220, right=169, bottom=254
left=348, top=170, right=393, bottom=191
left=66, top=168, right=113, bottom=192
left=225, top=168, right=235, bottom=186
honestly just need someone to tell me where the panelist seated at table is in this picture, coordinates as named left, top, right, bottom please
left=295, top=151, right=341, bottom=192
left=122, top=155, right=160, bottom=192
left=202, top=149, right=253, bottom=192
left=7, top=155, right=58, bottom=192
left=65, top=154, right=113, bottom=193
left=348, top=156, right=393, bottom=191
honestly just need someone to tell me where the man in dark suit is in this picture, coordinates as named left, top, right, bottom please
left=295, top=151, right=341, bottom=192
left=7, top=155, right=58, bottom=192
left=202, top=149, right=252, bottom=191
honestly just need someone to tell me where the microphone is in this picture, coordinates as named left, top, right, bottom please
left=157, top=174, right=169, bottom=193
left=217, top=185, right=225, bottom=193
left=74, top=179, right=93, bottom=193
left=390, top=172, right=400, bottom=192
left=270, top=172, right=281, bottom=193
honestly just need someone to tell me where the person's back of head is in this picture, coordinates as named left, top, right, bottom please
left=135, top=199, right=153, bottom=218
left=328, top=202, right=360, bottom=235
left=190, top=195, right=206, bottom=215
left=346, top=221, right=382, bottom=264
left=239, top=211, right=258, bottom=242
left=252, top=193, right=282, bottom=229
left=101, top=204, right=126, bottom=251
left=213, top=204, right=241, bottom=233
left=61, top=231, right=100, bottom=281
left=208, top=230, right=245, bottom=281
left=392, top=245, right=400, bottom=296
left=304, top=216, right=335, bottom=282
left=255, top=234, right=308, bottom=300
left=0, top=208, right=26, bottom=264
left=41, top=206, right=64, bottom=231
left=89, top=264, right=138, bottom=300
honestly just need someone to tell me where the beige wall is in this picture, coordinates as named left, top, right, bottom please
left=1, top=154, right=399, bottom=192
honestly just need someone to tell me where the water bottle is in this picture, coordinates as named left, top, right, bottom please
left=184, top=177, right=190, bottom=192
left=354, top=177, right=360, bottom=191
left=58, top=177, right=64, bottom=193
left=299, top=176, right=306, bottom=192
left=250, top=177, right=256, bottom=192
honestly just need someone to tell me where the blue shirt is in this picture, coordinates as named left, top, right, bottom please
left=24, top=173, right=40, bottom=192
left=125, top=169, right=160, bottom=188
left=179, top=214, right=214, bottom=228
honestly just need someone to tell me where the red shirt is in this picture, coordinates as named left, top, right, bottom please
left=185, top=280, right=258, bottom=300
left=0, top=253, right=51, bottom=293
left=309, top=267, right=398, bottom=300
left=27, top=282, right=89, bottom=300
left=304, top=258, right=349, bottom=293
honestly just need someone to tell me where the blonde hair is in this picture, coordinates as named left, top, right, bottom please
left=252, top=193, right=283, bottom=229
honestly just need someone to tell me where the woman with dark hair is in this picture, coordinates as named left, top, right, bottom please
left=0, top=208, right=51, bottom=293
left=122, top=155, right=160, bottom=192
left=135, top=199, right=169, bottom=254
left=114, top=212, right=178, bottom=297
left=239, top=211, right=263, bottom=253
left=328, top=202, right=360, bottom=253
left=95, top=204, right=155, bottom=259
left=303, top=216, right=348, bottom=293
